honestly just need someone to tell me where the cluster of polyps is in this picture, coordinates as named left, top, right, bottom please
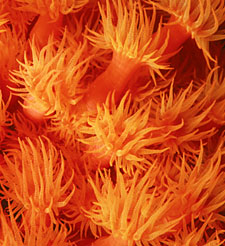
left=0, top=0, right=225, bottom=245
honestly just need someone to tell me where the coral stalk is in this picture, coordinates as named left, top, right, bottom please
left=84, top=52, right=140, bottom=111
left=29, top=13, right=63, bottom=48
left=156, top=15, right=191, bottom=55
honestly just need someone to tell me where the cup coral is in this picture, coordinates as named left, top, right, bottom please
left=0, top=0, right=225, bottom=245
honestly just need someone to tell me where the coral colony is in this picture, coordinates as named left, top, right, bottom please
left=0, top=0, right=225, bottom=245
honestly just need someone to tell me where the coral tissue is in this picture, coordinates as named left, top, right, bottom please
left=0, top=0, right=225, bottom=245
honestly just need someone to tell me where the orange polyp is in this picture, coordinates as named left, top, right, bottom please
left=83, top=14, right=191, bottom=112
left=29, top=13, right=63, bottom=48
left=84, top=52, right=140, bottom=111
left=21, top=13, right=64, bottom=121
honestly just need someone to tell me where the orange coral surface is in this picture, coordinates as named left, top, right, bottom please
left=0, top=0, right=225, bottom=245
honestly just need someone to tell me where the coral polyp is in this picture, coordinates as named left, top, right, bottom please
left=0, top=0, right=224, bottom=245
